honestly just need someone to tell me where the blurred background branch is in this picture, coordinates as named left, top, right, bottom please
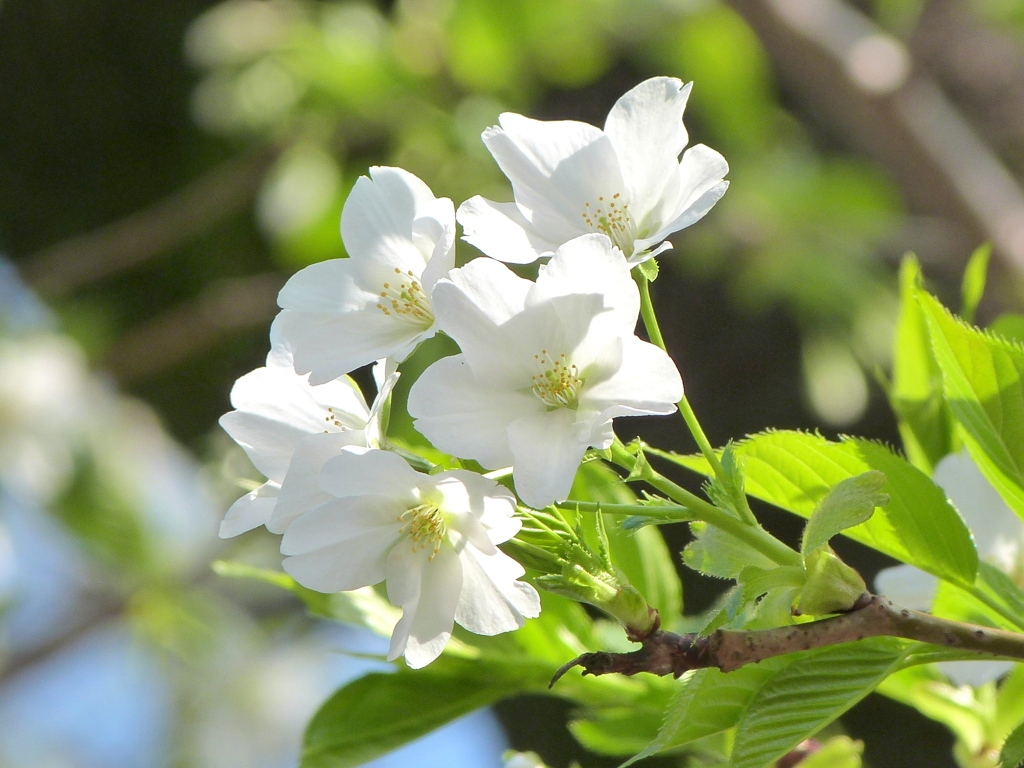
left=21, top=145, right=280, bottom=299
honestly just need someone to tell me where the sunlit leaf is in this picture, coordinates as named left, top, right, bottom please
left=919, top=289, right=1024, bottom=522
left=629, top=639, right=906, bottom=765
left=212, top=560, right=399, bottom=636
left=653, top=432, right=977, bottom=586
left=960, top=243, right=991, bottom=323
left=729, top=638, right=906, bottom=768
left=801, top=470, right=887, bottom=556
left=683, top=521, right=777, bottom=579
left=990, top=314, right=1024, bottom=345
left=572, top=461, right=683, bottom=620
left=623, top=659, right=787, bottom=764
left=891, top=256, right=954, bottom=473
left=1001, top=715, right=1024, bottom=768
left=795, top=735, right=863, bottom=768
left=301, top=656, right=548, bottom=768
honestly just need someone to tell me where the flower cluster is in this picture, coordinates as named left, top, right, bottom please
left=220, top=77, right=726, bottom=667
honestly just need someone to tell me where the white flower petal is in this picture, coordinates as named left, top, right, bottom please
left=419, top=207, right=457, bottom=292
left=534, top=234, right=638, bottom=337
left=281, top=494, right=404, bottom=555
left=364, top=368, right=400, bottom=449
left=273, top=167, right=451, bottom=384
left=220, top=481, right=280, bottom=538
left=408, top=355, right=536, bottom=469
left=484, top=115, right=624, bottom=242
left=604, top=77, right=692, bottom=209
left=583, top=336, right=682, bottom=414
left=219, top=364, right=368, bottom=482
left=433, top=255, right=532, bottom=327
left=281, top=497, right=404, bottom=592
left=473, top=81, right=727, bottom=262
left=434, top=469, right=521, bottom=545
left=269, top=432, right=367, bottom=534
left=508, top=410, right=589, bottom=508
left=455, top=537, right=540, bottom=635
left=636, top=145, right=729, bottom=253
left=272, top=308, right=430, bottom=385
left=318, top=448, right=421, bottom=501
left=386, top=544, right=463, bottom=668
left=456, top=197, right=559, bottom=264
left=277, top=258, right=375, bottom=314
left=341, top=166, right=448, bottom=267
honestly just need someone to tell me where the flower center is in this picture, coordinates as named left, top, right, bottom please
left=581, top=193, right=636, bottom=253
left=398, top=502, right=448, bottom=559
left=322, top=406, right=363, bottom=433
left=531, top=350, right=584, bottom=410
left=376, top=268, right=434, bottom=327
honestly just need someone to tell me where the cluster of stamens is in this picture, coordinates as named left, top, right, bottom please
left=398, top=503, right=447, bottom=560
left=581, top=193, right=634, bottom=251
left=322, top=406, right=361, bottom=434
left=376, top=267, right=434, bottom=326
left=531, top=350, right=584, bottom=409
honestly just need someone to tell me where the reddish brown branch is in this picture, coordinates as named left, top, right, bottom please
left=550, top=594, right=1024, bottom=684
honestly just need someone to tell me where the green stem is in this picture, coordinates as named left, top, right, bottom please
left=559, top=500, right=695, bottom=519
left=635, top=272, right=745, bottom=514
left=635, top=272, right=667, bottom=349
left=607, top=443, right=802, bottom=568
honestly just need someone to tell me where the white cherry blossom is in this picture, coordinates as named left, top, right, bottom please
left=273, top=166, right=455, bottom=384
left=280, top=448, right=540, bottom=668
left=874, top=450, right=1024, bottom=685
left=218, top=339, right=395, bottom=538
left=457, top=77, right=729, bottom=265
left=406, top=233, right=683, bottom=508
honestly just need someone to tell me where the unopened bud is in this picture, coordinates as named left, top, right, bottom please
left=795, top=549, right=866, bottom=616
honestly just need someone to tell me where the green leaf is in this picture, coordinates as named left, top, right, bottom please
left=301, top=656, right=547, bottom=768
left=509, top=591, right=595, bottom=666
left=569, top=680, right=676, bottom=757
left=961, top=243, right=991, bottom=323
left=996, top=666, right=1024, bottom=747
left=624, top=660, right=788, bottom=764
left=683, top=521, right=778, bottom=580
left=877, top=664, right=986, bottom=751
left=572, top=461, right=683, bottom=620
left=935, top=563, right=1024, bottom=632
left=1001, top=716, right=1024, bottom=768
left=918, top=289, right=1024, bottom=521
left=891, top=256, right=954, bottom=473
left=53, top=453, right=152, bottom=572
left=624, top=443, right=656, bottom=483
left=729, top=638, right=906, bottom=768
left=630, top=639, right=906, bottom=765
left=797, top=735, right=863, bottom=768
left=801, top=470, right=888, bottom=556
left=990, top=314, right=1024, bottom=345
left=653, top=432, right=978, bottom=586
left=212, top=560, right=400, bottom=636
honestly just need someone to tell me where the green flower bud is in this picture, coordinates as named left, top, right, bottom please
left=795, top=549, right=867, bottom=616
